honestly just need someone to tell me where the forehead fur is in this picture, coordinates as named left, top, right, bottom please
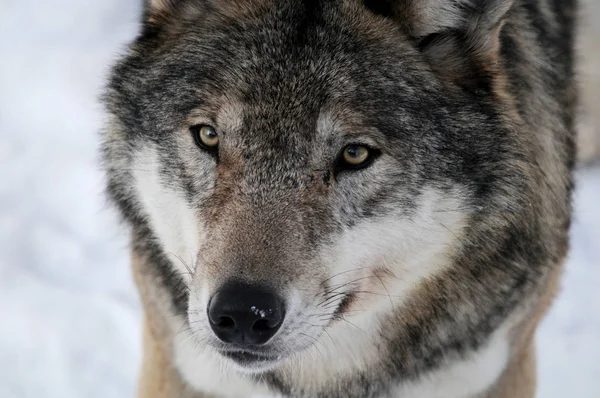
left=107, top=0, right=519, bottom=202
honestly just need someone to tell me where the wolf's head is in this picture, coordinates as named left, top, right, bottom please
left=104, top=0, right=535, bottom=376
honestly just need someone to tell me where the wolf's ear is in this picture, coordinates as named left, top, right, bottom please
left=381, top=0, right=514, bottom=38
left=143, top=0, right=186, bottom=24
left=366, top=0, right=515, bottom=90
left=146, top=0, right=174, bottom=13
left=139, top=0, right=207, bottom=41
left=143, top=0, right=209, bottom=26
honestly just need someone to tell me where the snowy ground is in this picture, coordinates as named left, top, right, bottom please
left=0, top=1, right=598, bottom=397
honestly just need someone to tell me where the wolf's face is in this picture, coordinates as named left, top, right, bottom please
left=105, top=0, right=529, bottom=375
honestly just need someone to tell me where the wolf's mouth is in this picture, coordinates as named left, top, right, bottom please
left=220, top=349, right=282, bottom=367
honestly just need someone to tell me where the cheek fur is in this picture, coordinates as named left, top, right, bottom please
left=319, top=186, right=471, bottom=318
left=132, top=145, right=204, bottom=283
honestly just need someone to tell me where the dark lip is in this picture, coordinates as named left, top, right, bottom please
left=220, top=350, right=281, bottom=366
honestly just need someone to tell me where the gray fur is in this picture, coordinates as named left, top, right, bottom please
left=102, top=0, right=577, bottom=396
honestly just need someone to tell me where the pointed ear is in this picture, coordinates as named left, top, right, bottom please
left=143, top=0, right=182, bottom=24
left=146, top=0, right=174, bottom=13
left=139, top=0, right=207, bottom=43
left=366, top=0, right=515, bottom=90
left=413, top=0, right=514, bottom=87
left=393, top=0, right=514, bottom=38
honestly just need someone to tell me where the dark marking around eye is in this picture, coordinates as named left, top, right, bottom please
left=333, top=145, right=380, bottom=176
left=190, top=124, right=219, bottom=160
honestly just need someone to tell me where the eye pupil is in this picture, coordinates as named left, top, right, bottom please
left=347, top=146, right=362, bottom=158
left=203, top=128, right=217, bottom=139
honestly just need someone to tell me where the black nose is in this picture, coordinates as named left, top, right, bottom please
left=208, top=282, right=285, bottom=347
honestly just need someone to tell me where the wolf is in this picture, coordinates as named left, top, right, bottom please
left=102, top=0, right=578, bottom=396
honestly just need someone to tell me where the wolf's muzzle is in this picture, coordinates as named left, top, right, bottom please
left=208, top=282, right=285, bottom=347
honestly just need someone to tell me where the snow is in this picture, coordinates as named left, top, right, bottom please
left=0, top=1, right=598, bottom=397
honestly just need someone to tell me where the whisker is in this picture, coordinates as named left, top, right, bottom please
left=374, top=273, right=394, bottom=308
left=319, top=266, right=374, bottom=287
left=167, top=252, right=195, bottom=277
left=339, top=317, right=368, bottom=335
left=316, top=291, right=347, bottom=308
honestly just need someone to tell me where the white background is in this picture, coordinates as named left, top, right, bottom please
left=0, top=1, right=598, bottom=397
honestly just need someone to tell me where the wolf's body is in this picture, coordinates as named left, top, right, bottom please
left=103, top=0, right=581, bottom=397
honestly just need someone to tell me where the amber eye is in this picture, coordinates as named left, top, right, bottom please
left=342, top=145, right=370, bottom=166
left=191, top=125, right=219, bottom=150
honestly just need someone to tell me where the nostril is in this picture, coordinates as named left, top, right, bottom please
left=218, top=316, right=235, bottom=329
left=252, top=319, right=271, bottom=332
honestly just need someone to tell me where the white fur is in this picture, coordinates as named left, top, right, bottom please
left=174, top=318, right=510, bottom=398
left=173, top=328, right=279, bottom=398
left=132, top=145, right=280, bottom=396
left=391, top=323, right=510, bottom=398
left=267, top=187, right=471, bottom=387
left=132, top=145, right=505, bottom=397
left=132, top=145, right=201, bottom=283
left=174, top=185, right=505, bottom=397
